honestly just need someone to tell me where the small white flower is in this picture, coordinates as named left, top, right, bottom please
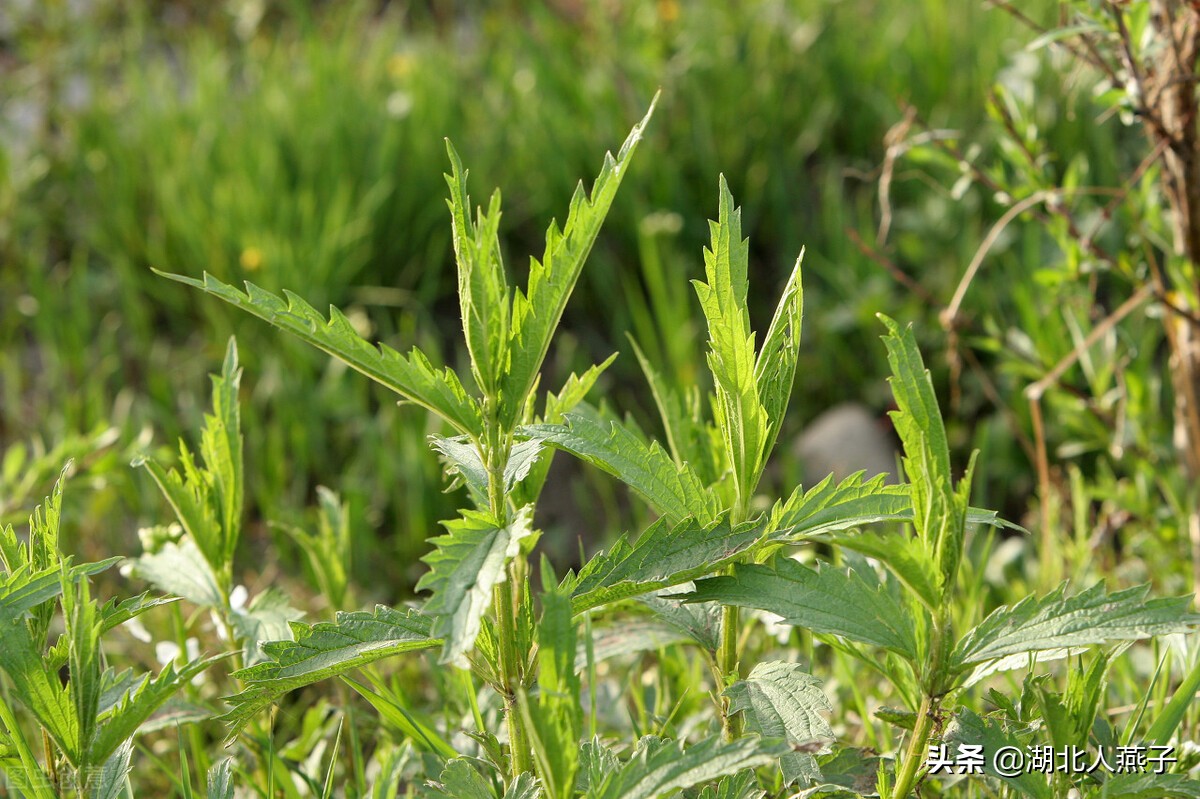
left=229, top=585, right=249, bottom=611
left=155, top=641, right=180, bottom=666
left=123, top=616, right=152, bottom=643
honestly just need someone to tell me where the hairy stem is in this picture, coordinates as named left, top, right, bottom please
left=485, top=419, right=534, bottom=779
left=718, top=600, right=742, bottom=741
left=891, top=693, right=936, bottom=799
left=718, top=493, right=751, bottom=740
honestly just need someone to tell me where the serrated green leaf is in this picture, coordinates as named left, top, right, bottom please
left=579, top=739, right=620, bottom=795
left=0, top=558, right=118, bottom=625
left=637, top=595, right=722, bottom=653
left=769, top=472, right=912, bottom=541
left=587, top=735, right=785, bottom=799
left=135, top=449, right=224, bottom=577
left=131, top=538, right=224, bottom=608
left=685, top=558, right=918, bottom=660
left=524, top=407, right=718, bottom=525
left=97, top=592, right=179, bottom=634
left=63, top=573, right=102, bottom=766
left=505, top=772, right=542, bottom=799
left=445, top=142, right=510, bottom=397
left=565, top=514, right=767, bottom=615
left=500, top=97, right=657, bottom=429
left=155, top=271, right=483, bottom=436
left=90, top=655, right=218, bottom=764
left=526, top=569, right=581, bottom=799
left=793, top=748, right=883, bottom=796
left=417, top=507, right=535, bottom=665
left=207, top=758, right=235, bottom=799
left=754, top=250, right=804, bottom=483
left=724, top=661, right=833, bottom=746
left=951, top=582, right=1199, bottom=672
left=627, top=337, right=718, bottom=484
left=430, top=436, right=546, bottom=505
left=222, top=605, right=439, bottom=732
left=203, top=338, right=244, bottom=566
left=879, top=315, right=973, bottom=598
left=1100, top=773, right=1200, bottom=798
left=85, top=738, right=133, bottom=799
left=231, top=588, right=304, bottom=666
left=823, top=531, right=939, bottom=611
left=544, top=355, right=619, bottom=425
left=573, top=618, right=692, bottom=672
left=434, top=758, right=494, bottom=799
left=0, top=617, right=80, bottom=762
left=942, top=709, right=1051, bottom=799
left=696, top=770, right=761, bottom=799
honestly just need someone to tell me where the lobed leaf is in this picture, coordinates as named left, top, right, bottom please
left=417, top=507, right=536, bottom=665
left=154, top=271, right=483, bottom=437
left=951, top=582, right=1199, bottom=673
left=685, top=558, right=919, bottom=660
left=222, top=605, right=439, bottom=733
left=565, top=514, right=767, bottom=615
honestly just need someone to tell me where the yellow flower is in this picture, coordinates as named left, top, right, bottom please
left=240, top=246, right=263, bottom=271
left=658, top=0, right=680, bottom=23
left=387, top=53, right=413, bottom=80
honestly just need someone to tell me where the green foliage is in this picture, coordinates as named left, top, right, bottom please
left=222, top=606, right=439, bottom=732
left=0, top=474, right=216, bottom=790
left=585, top=736, right=786, bottom=799
left=418, top=507, right=536, bottom=665
left=8, top=9, right=1200, bottom=791
left=687, top=558, right=919, bottom=660
left=952, top=583, right=1199, bottom=670
left=723, top=661, right=833, bottom=746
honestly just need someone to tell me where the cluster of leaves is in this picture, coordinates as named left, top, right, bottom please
left=3, top=90, right=1200, bottom=799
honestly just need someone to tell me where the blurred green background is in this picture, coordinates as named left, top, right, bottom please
left=3, top=0, right=1183, bottom=602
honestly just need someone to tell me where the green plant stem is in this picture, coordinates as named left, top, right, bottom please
left=495, top=574, right=533, bottom=778
left=891, top=692, right=935, bottom=799
left=484, top=421, right=534, bottom=780
left=0, top=696, right=51, bottom=798
left=718, top=599, right=742, bottom=741
left=719, top=494, right=751, bottom=740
